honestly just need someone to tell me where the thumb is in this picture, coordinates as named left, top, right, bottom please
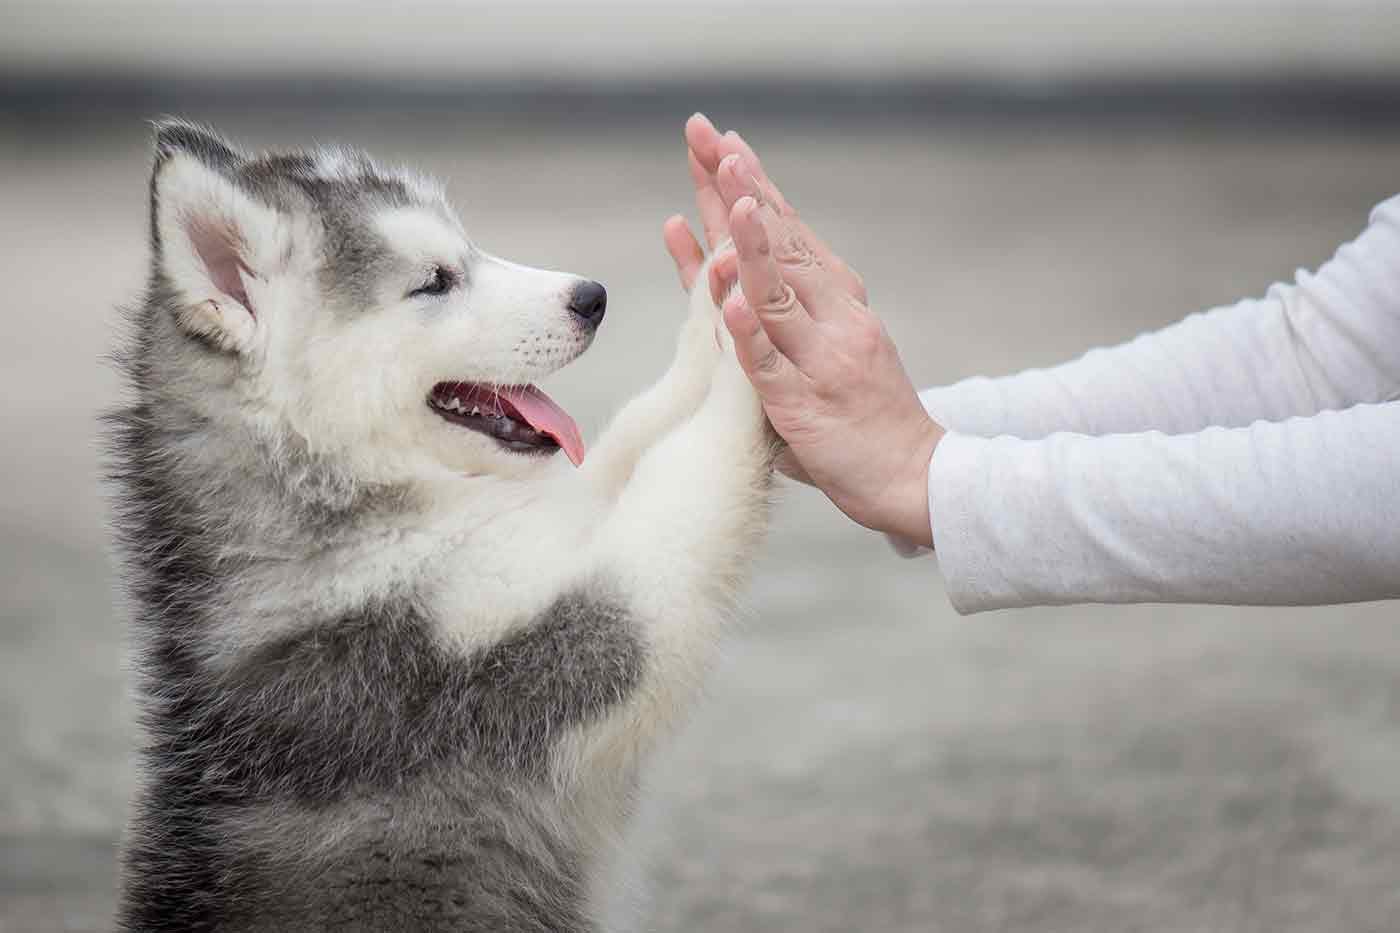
left=663, top=215, right=704, bottom=291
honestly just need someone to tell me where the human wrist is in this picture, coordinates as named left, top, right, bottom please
left=875, top=416, right=943, bottom=547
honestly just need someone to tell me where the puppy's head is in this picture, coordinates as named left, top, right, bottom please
left=145, top=119, right=601, bottom=486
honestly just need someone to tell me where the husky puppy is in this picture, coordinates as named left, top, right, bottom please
left=108, top=120, right=774, bottom=931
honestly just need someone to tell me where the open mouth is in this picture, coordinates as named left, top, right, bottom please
left=428, top=382, right=585, bottom=466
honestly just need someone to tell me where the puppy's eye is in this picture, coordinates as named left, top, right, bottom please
left=409, top=266, right=457, bottom=298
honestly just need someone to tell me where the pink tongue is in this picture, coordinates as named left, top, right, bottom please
left=495, top=385, right=586, bottom=466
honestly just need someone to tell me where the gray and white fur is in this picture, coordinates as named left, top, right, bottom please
left=107, top=120, right=775, bottom=931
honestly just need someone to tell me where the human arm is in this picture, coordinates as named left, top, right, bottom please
left=664, top=117, right=1400, bottom=609
left=931, top=401, right=1400, bottom=612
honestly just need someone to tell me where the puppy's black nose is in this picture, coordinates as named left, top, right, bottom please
left=568, top=280, right=607, bottom=328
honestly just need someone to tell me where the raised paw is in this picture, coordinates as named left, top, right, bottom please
left=677, top=250, right=732, bottom=367
left=701, top=243, right=741, bottom=353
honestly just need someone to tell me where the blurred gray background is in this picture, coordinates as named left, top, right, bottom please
left=3, top=2, right=1400, bottom=931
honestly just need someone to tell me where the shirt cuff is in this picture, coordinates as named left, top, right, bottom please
left=927, top=432, right=1003, bottom=615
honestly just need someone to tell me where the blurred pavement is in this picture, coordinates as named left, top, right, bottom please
left=2, top=109, right=1400, bottom=931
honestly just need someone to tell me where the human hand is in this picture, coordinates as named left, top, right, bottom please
left=663, top=113, right=868, bottom=488
left=663, top=114, right=865, bottom=304
left=663, top=115, right=944, bottom=547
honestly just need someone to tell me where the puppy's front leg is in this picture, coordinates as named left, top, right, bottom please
left=576, top=322, right=776, bottom=769
left=582, top=272, right=724, bottom=500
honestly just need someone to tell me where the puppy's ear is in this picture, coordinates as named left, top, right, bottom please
left=150, top=119, right=281, bottom=353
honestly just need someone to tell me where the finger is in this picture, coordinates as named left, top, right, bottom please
left=719, top=130, right=793, bottom=215
left=684, top=112, right=725, bottom=175
left=713, top=142, right=869, bottom=305
left=730, top=196, right=824, bottom=368
left=708, top=248, right=738, bottom=307
left=722, top=291, right=803, bottom=401
left=687, top=150, right=729, bottom=248
left=721, top=186, right=849, bottom=326
left=663, top=215, right=705, bottom=290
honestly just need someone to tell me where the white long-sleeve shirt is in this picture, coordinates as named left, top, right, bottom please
left=917, top=194, right=1400, bottom=614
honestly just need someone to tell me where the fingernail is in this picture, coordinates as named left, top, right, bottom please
left=721, top=154, right=760, bottom=198
left=733, top=155, right=761, bottom=197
